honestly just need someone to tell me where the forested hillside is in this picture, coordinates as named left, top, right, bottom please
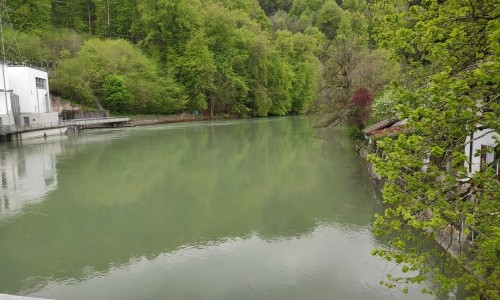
left=4, top=0, right=394, bottom=117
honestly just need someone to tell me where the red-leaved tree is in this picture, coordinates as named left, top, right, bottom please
left=348, top=87, right=373, bottom=129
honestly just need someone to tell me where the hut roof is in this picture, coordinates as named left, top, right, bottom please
left=371, top=124, right=407, bottom=138
left=363, top=119, right=398, bottom=135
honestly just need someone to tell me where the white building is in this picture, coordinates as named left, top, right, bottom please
left=0, top=64, right=13, bottom=125
left=0, top=64, right=58, bottom=127
left=465, top=128, right=499, bottom=176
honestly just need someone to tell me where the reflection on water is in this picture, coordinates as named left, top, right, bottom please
left=25, top=224, right=427, bottom=300
left=0, top=117, right=435, bottom=299
left=0, top=139, right=61, bottom=218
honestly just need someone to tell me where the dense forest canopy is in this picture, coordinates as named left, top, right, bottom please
left=1, top=0, right=311, bottom=115
left=3, top=0, right=395, bottom=117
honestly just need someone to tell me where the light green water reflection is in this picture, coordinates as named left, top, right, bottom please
left=0, top=117, right=435, bottom=299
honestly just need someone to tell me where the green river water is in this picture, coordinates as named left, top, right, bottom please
left=0, top=117, right=438, bottom=299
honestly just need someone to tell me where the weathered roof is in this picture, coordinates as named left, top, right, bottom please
left=363, top=119, right=398, bottom=134
left=371, top=124, right=406, bottom=138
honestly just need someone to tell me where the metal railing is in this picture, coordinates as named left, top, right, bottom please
left=0, top=117, right=130, bottom=135
left=60, top=117, right=130, bottom=126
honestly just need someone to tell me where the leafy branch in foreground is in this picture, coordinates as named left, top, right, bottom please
left=369, top=0, right=499, bottom=298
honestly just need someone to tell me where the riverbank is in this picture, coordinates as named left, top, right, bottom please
left=355, top=143, right=385, bottom=192
left=355, top=143, right=467, bottom=258
left=123, top=113, right=242, bottom=127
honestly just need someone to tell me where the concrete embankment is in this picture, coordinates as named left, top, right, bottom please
left=356, top=143, right=467, bottom=257
left=124, top=113, right=240, bottom=127
left=356, top=144, right=386, bottom=191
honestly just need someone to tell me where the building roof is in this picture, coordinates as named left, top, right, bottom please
left=371, top=124, right=407, bottom=138
left=363, top=119, right=398, bottom=134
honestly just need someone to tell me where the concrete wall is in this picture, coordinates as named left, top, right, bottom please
left=19, top=112, right=59, bottom=127
left=62, top=110, right=109, bottom=120
left=15, top=127, right=68, bottom=140
left=465, top=128, right=499, bottom=175
left=51, top=96, right=81, bottom=113
left=7, top=66, right=51, bottom=114
left=0, top=64, right=12, bottom=121
left=0, top=114, right=14, bottom=126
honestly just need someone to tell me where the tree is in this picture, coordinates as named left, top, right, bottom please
left=175, top=31, right=216, bottom=113
left=135, top=0, right=202, bottom=66
left=268, top=53, right=293, bottom=115
left=51, top=0, right=90, bottom=32
left=369, top=0, right=500, bottom=298
left=315, top=0, right=343, bottom=39
left=258, top=0, right=293, bottom=15
left=274, top=30, right=322, bottom=114
left=347, top=86, right=373, bottom=128
left=371, top=85, right=401, bottom=121
left=103, top=74, right=131, bottom=113
left=2, top=29, right=47, bottom=63
left=40, top=28, right=83, bottom=60
left=6, top=0, right=51, bottom=32
left=52, top=38, right=186, bottom=114
left=313, top=36, right=396, bottom=127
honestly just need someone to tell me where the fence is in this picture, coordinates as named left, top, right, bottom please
left=0, top=117, right=130, bottom=135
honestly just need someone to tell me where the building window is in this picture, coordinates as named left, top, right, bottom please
left=480, top=145, right=496, bottom=170
left=36, top=77, right=46, bottom=89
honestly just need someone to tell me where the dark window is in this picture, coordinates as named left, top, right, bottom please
left=480, top=145, right=495, bottom=170
left=35, top=77, right=46, bottom=89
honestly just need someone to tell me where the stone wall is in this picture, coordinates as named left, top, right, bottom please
left=356, top=144, right=385, bottom=191
left=356, top=143, right=468, bottom=258
left=50, top=96, right=81, bottom=113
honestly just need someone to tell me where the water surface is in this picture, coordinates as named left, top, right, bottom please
left=0, top=117, right=434, bottom=299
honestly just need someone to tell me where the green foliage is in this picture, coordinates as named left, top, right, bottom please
left=259, top=0, right=293, bottom=15
left=2, top=29, right=47, bottom=63
left=275, top=30, right=321, bottom=114
left=370, top=0, right=500, bottom=297
left=40, top=28, right=84, bottom=60
left=52, top=38, right=186, bottom=114
left=103, top=74, right=131, bottom=113
left=176, top=31, right=216, bottom=112
left=4, top=0, right=345, bottom=117
left=343, top=125, right=364, bottom=140
left=313, top=38, right=397, bottom=127
left=51, top=0, right=90, bottom=32
left=371, top=86, right=401, bottom=121
left=8, top=0, right=52, bottom=32
left=315, top=1, right=343, bottom=39
left=268, top=54, right=293, bottom=115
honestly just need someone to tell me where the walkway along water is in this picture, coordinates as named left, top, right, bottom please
left=0, top=117, right=130, bottom=141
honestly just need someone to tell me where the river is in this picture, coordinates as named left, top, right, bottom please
left=0, top=117, right=438, bottom=299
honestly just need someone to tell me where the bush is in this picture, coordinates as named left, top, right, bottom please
left=51, top=39, right=186, bottom=114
